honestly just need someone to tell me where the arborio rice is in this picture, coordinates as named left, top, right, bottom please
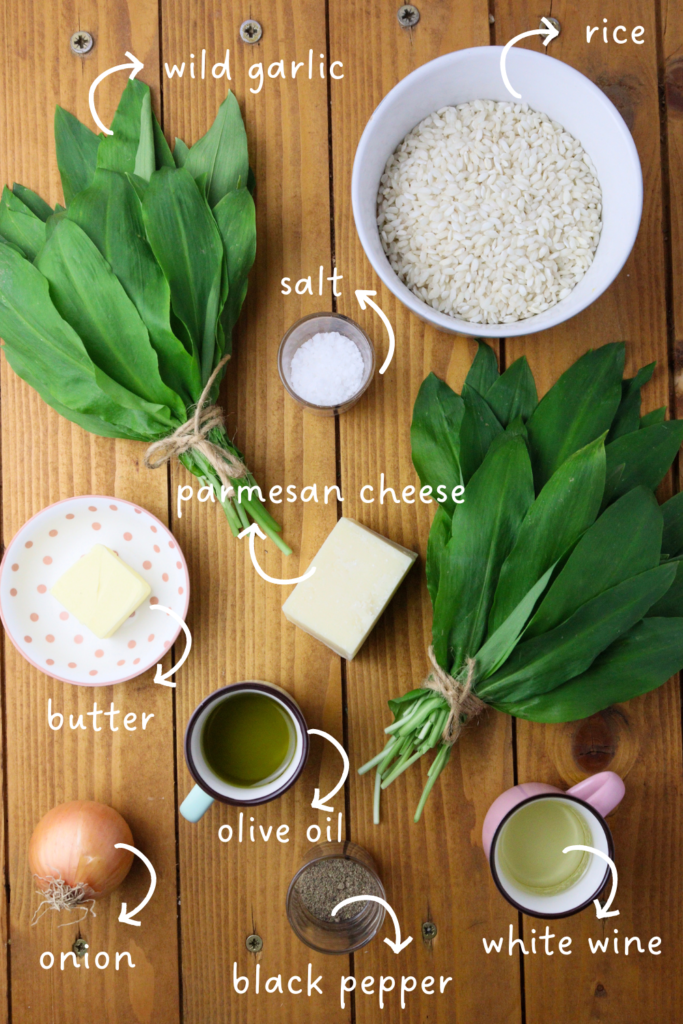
left=377, top=100, right=602, bottom=324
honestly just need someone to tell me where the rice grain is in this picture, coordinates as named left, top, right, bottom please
left=377, top=101, right=602, bottom=324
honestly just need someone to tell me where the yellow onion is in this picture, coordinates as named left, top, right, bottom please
left=29, top=801, right=134, bottom=922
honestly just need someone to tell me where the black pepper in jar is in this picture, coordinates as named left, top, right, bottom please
left=293, top=857, right=381, bottom=923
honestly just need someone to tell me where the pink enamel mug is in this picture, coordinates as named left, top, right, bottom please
left=483, top=771, right=625, bottom=919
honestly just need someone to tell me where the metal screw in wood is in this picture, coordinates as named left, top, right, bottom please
left=72, top=937, right=89, bottom=958
left=422, top=921, right=437, bottom=940
left=240, top=20, right=263, bottom=44
left=69, top=31, right=94, bottom=55
left=397, top=5, right=420, bottom=28
left=245, top=933, right=263, bottom=953
left=540, top=16, right=561, bottom=38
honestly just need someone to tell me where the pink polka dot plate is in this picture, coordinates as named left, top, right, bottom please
left=0, top=495, right=190, bottom=686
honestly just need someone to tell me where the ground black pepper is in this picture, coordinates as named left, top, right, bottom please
left=294, top=857, right=381, bottom=923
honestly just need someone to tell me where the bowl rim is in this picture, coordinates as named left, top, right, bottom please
left=351, top=45, right=643, bottom=338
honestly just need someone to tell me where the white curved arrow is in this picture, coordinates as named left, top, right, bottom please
left=563, top=845, right=620, bottom=919
left=307, top=729, right=349, bottom=812
left=238, top=523, right=316, bottom=586
left=89, top=51, right=144, bottom=135
left=500, top=18, right=560, bottom=99
left=355, top=290, right=395, bottom=374
left=116, top=844, right=157, bottom=927
left=151, top=603, right=192, bottom=688
left=332, top=895, right=413, bottom=953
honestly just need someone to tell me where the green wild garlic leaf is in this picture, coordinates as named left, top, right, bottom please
left=184, top=91, right=249, bottom=207
left=213, top=186, right=256, bottom=357
left=432, top=432, right=534, bottom=673
left=640, top=407, right=667, bottom=429
left=152, top=114, right=175, bottom=170
left=0, top=186, right=46, bottom=259
left=2, top=340, right=147, bottom=441
left=35, top=217, right=185, bottom=419
left=479, top=563, right=676, bottom=704
left=489, top=434, right=607, bottom=634
left=607, top=362, right=655, bottom=442
left=173, top=138, right=190, bottom=167
left=474, top=564, right=555, bottom=682
left=142, top=167, right=224, bottom=385
left=12, top=183, right=53, bottom=222
left=525, top=486, right=662, bottom=639
left=661, top=491, right=683, bottom=557
left=485, top=355, right=538, bottom=427
left=493, top=617, right=683, bottom=723
left=54, top=106, right=100, bottom=205
left=459, top=383, right=503, bottom=483
left=0, top=242, right=175, bottom=438
left=646, top=557, right=683, bottom=617
left=97, top=78, right=155, bottom=179
left=464, top=340, right=499, bottom=395
left=425, top=504, right=451, bottom=609
left=602, top=420, right=683, bottom=507
left=67, top=168, right=201, bottom=408
left=526, top=342, right=624, bottom=488
left=410, top=373, right=464, bottom=515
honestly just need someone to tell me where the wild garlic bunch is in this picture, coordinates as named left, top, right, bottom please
left=362, top=343, right=683, bottom=821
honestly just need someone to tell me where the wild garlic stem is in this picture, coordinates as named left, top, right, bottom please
left=380, top=749, right=424, bottom=789
left=373, top=770, right=382, bottom=825
left=358, top=742, right=394, bottom=776
left=180, top=442, right=292, bottom=555
left=414, top=745, right=451, bottom=823
left=362, top=690, right=454, bottom=822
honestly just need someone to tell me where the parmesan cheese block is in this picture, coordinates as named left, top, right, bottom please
left=50, top=544, right=152, bottom=639
left=282, top=518, right=417, bottom=660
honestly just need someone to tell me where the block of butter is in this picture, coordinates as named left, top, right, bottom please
left=282, top=518, right=417, bottom=660
left=50, top=544, right=152, bottom=639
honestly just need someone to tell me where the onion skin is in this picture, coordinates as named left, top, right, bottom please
left=29, top=801, right=134, bottom=901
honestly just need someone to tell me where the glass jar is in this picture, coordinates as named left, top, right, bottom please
left=278, top=313, right=375, bottom=415
left=286, top=840, right=386, bottom=954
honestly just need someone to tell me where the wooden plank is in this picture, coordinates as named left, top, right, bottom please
left=0, top=635, right=7, bottom=1024
left=0, top=2, right=181, bottom=1022
left=0, top=640, right=6, bottom=1024
left=329, top=3, right=523, bottom=1022
left=495, top=1, right=683, bottom=1020
left=160, top=2, right=345, bottom=1021
left=2, top=2, right=679, bottom=1023
left=663, top=0, right=683, bottom=422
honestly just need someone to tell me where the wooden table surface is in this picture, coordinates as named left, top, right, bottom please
left=0, top=0, right=681, bottom=1021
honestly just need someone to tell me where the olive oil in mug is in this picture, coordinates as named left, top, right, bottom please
left=202, top=691, right=296, bottom=788
left=498, top=798, right=591, bottom=895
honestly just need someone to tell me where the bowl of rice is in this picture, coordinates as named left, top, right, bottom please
left=352, top=47, right=642, bottom=336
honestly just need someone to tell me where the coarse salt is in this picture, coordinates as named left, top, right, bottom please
left=289, top=331, right=365, bottom=406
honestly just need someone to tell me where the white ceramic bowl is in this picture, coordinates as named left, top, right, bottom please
left=352, top=46, right=643, bottom=338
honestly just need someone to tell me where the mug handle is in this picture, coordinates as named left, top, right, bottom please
left=180, top=785, right=215, bottom=822
left=567, top=771, right=625, bottom=818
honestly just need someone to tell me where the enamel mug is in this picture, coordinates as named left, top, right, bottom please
left=180, top=681, right=309, bottom=823
left=483, top=771, right=625, bottom=919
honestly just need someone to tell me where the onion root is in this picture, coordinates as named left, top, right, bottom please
left=31, top=875, right=97, bottom=927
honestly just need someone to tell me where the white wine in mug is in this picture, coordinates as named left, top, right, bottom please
left=497, top=799, right=592, bottom=895
left=483, top=772, right=625, bottom=919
